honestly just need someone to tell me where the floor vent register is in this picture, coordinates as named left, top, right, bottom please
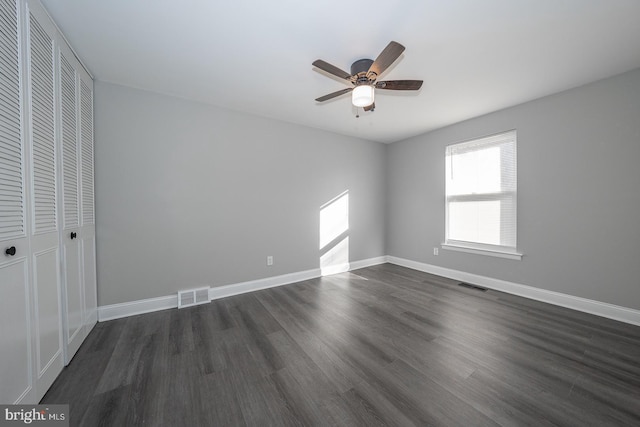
left=178, top=287, right=210, bottom=308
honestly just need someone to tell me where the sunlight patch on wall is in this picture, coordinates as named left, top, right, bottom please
left=319, top=191, right=349, bottom=276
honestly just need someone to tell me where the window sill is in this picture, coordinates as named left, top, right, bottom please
left=441, top=243, right=523, bottom=260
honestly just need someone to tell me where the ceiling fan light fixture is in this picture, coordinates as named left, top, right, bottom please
left=352, top=85, right=374, bottom=107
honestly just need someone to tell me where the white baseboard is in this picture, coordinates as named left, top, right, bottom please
left=318, top=256, right=388, bottom=277
left=350, top=256, right=388, bottom=270
left=98, top=294, right=178, bottom=321
left=98, top=255, right=640, bottom=326
left=387, top=256, right=640, bottom=327
left=208, top=267, right=322, bottom=301
left=98, top=256, right=387, bottom=321
left=320, top=263, right=348, bottom=277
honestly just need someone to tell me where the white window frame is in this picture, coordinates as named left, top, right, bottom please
left=442, top=130, right=522, bottom=260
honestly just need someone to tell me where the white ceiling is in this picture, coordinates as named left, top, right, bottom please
left=41, top=0, right=640, bottom=143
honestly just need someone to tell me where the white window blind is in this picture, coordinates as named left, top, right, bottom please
left=445, top=130, right=517, bottom=255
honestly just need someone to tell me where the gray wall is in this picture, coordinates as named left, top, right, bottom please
left=387, top=68, right=640, bottom=310
left=95, top=69, right=640, bottom=311
left=94, top=82, right=386, bottom=306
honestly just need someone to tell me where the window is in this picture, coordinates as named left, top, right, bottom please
left=444, top=130, right=521, bottom=259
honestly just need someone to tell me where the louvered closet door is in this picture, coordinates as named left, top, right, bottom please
left=0, top=0, right=34, bottom=405
left=79, top=77, right=97, bottom=331
left=58, top=49, right=85, bottom=363
left=26, top=3, right=64, bottom=401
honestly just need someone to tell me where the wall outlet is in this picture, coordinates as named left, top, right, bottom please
left=433, top=247, right=439, bottom=256
left=267, top=256, right=273, bottom=266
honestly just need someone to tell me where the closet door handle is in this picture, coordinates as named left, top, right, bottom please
left=70, top=232, right=77, bottom=240
left=5, top=246, right=16, bottom=256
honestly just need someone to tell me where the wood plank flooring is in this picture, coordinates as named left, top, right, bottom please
left=42, top=264, right=640, bottom=426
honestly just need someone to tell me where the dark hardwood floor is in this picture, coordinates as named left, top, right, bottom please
left=42, top=263, right=640, bottom=426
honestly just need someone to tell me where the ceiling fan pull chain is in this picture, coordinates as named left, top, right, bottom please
left=356, top=107, right=360, bottom=118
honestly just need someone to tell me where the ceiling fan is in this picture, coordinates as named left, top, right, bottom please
left=313, top=41, right=423, bottom=112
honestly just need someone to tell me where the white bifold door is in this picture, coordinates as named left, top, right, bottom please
left=0, top=0, right=36, bottom=404
left=26, top=1, right=65, bottom=400
left=58, top=40, right=97, bottom=363
left=0, top=0, right=96, bottom=403
left=0, top=0, right=64, bottom=403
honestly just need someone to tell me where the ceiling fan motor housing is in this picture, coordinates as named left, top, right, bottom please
left=351, top=59, right=374, bottom=79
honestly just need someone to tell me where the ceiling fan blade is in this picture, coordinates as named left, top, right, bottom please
left=312, top=59, right=352, bottom=80
left=363, top=102, right=375, bottom=112
left=376, top=80, right=423, bottom=90
left=367, top=41, right=405, bottom=78
left=315, top=87, right=353, bottom=102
